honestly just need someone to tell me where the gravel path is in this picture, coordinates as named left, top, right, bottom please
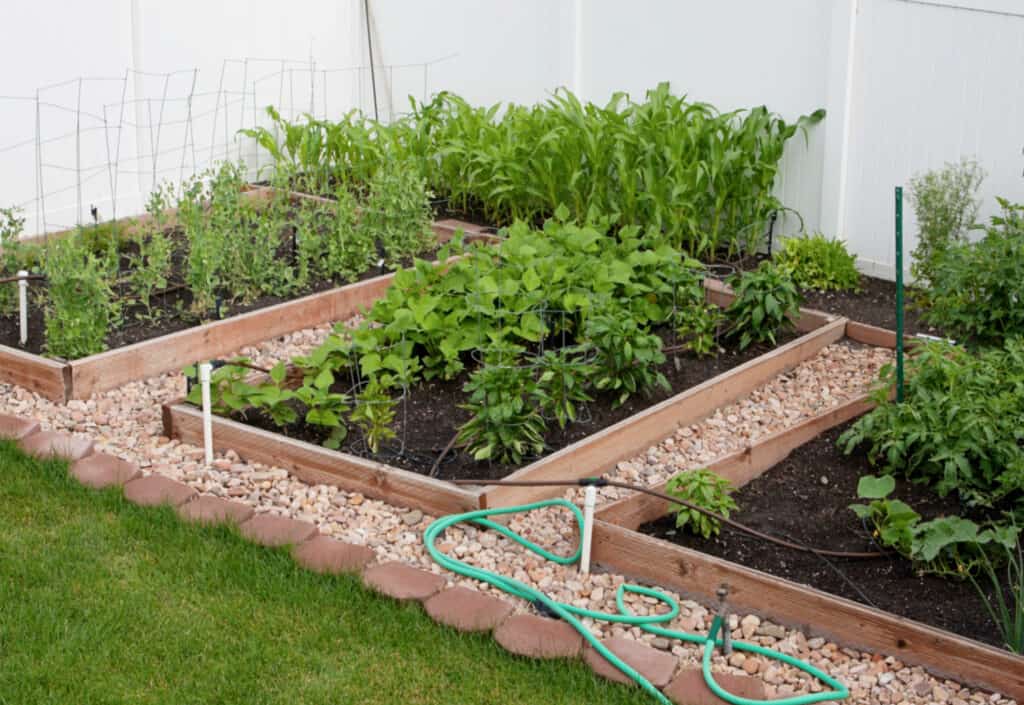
left=0, top=325, right=1014, bottom=705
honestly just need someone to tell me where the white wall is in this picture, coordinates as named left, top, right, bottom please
left=3, top=0, right=1022, bottom=280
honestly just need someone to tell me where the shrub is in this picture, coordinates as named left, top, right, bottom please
left=665, top=468, right=738, bottom=539
left=840, top=339, right=1024, bottom=510
left=726, top=262, right=802, bottom=350
left=909, top=158, right=985, bottom=287
left=921, top=198, right=1024, bottom=345
left=774, top=233, right=860, bottom=292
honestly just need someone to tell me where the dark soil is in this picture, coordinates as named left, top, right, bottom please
left=0, top=233, right=436, bottom=360
left=641, top=422, right=1005, bottom=648
left=236, top=328, right=800, bottom=482
left=800, top=276, right=945, bottom=338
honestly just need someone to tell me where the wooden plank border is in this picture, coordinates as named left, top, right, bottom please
left=478, top=316, right=848, bottom=508
left=0, top=345, right=69, bottom=402
left=164, top=403, right=481, bottom=516
left=591, top=520, right=1024, bottom=699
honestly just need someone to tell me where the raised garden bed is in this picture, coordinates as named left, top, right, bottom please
left=0, top=186, right=489, bottom=402
left=587, top=329, right=1024, bottom=699
left=163, top=292, right=844, bottom=514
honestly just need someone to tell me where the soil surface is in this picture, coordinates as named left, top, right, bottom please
left=237, top=327, right=800, bottom=482
left=800, top=276, right=944, bottom=338
left=641, top=422, right=1005, bottom=648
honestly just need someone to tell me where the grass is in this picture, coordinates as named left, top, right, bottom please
left=0, top=441, right=648, bottom=705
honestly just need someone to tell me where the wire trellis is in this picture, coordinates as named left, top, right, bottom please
left=1, top=54, right=457, bottom=240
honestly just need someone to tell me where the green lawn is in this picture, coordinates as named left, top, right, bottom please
left=0, top=441, right=647, bottom=705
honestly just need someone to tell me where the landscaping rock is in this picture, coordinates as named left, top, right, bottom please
left=362, top=562, right=446, bottom=602
left=124, top=475, right=198, bottom=507
left=20, top=430, right=93, bottom=461
left=494, top=613, right=584, bottom=659
left=70, top=453, right=141, bottom=489
left=292, top=535, right=375, bottom=574
left=424, top=586, right=514, bottom=633
left=177, top=495, right=254, bottom=525
left=583, top=636, right=677, bottom=688
left=0, top=413, right=39, bottom=440
left=238, top=513, right=317, bottom=547
left=664, top=668, right=766, bottom=705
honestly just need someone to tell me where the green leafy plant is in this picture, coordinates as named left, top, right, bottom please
left=586, top=309, right=669, bottom=407
left=42, top=235, right=119, bottom=359
left=848, top=475, right=921, bottom=557
left=909, top=158, right=985, bottom=288
left=456, top=362, right=546, bottom=463
left=920, top=198, right=1024, bottom=345
left=968, top=527, right=1023, bottom=653
left=664, top=468, right=738, bottom=539
left=840, top=340, right=1024, bottom=510
left=0, top=206, right=26, bottom=315
left=184, top=359, right=266, bottom=416
left=350, top=380, right=398, bottom=453
left=533, top=347, right=595, bottom=429
left=128, top=187, right=174, bottom=318
left=774, top=233, right=860, bottom=292
left=358, top=160, right=436, bottom=267
left=726, top=261, right=801, bottom=350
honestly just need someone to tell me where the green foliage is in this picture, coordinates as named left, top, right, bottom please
left=774, top=233, right=860, bottom=292
left=294, top=187, right=374, bottom=285
left=358, top=160, right=436, bottom=267
left=0, top=206, right=26, bottom=315
left=128, top=187, right=174, bottom=317
left=725, top=262, right=801, bottom=350
left=456, top=362, right=546, bottom=463
left=664, top=260, right=722, bottom=357
left=178, top=170, right=227, bottom=315
left=909, top=158, right=985, bottom=288
left=840, top=340, right=1024, bottom=510
left=848, top=475, right=1021, bottom=580
left=586, top=310, right=669, bottom=407
left=921, top=199, right=1024, bottom=345
left=42, top=236, right=118, bottom=359
left=534, top=347, right=595, bottom=429
left=967, top=528, right=1023, bottom=653
left=350, top=381, right=398, bottom=453
left=253, top=87, right=824, bottom=257
left=664, top=468, right=738, bottom=539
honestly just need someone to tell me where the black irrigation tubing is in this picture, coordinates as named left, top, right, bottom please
left=450, top=477, right=884, bottom=560
left=0, top=274, right=46, bottom=284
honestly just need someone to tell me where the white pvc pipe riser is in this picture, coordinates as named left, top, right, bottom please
left=199, top=362, right=214, bottom=465
left=17, top=270, right=28, bottom=345
left=580, top=484, right=597, bottom=575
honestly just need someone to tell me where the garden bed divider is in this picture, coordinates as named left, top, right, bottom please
left=590, top=519, right=1024, bottom=699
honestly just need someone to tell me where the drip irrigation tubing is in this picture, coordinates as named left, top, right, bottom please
left=450, top=477, right=883, bottom=559
left=425, top=498, right=850, bottom=705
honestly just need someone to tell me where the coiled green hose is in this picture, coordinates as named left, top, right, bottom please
left=424, top=498, right=848, bottom=705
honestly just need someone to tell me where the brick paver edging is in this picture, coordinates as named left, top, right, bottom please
left=0, top=410, right=761, bottom=705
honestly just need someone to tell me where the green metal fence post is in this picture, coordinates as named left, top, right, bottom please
left=895, top=186, right=905, bottom=402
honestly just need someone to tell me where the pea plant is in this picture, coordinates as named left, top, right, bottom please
left=128, top=186, right=174, bottom=318
left=0, top=206, right=26, bottom=315
left=358, top=160, right=436, bottom=267
left=42, top=236, right=119, bottom=359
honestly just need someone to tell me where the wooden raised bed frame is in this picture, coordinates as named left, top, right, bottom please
left=0, top=188, right=490, bottom=402
left=163, top=290, right=846, bottom=515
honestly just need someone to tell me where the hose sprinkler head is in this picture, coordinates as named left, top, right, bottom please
left=716, top=584, right=732, bottom=655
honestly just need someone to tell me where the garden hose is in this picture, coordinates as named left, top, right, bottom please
left=424, top=499, right=849, bottom=705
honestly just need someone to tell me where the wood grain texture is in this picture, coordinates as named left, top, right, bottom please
left=0, top=345, right=69, bottom=402
left=591, top=520, right=1024, bottom=700
left=166, top=403, right=480, bottom=516
left=595, top=394, right=874, bottom=530
left=479, top=317, right=848, bottom=508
